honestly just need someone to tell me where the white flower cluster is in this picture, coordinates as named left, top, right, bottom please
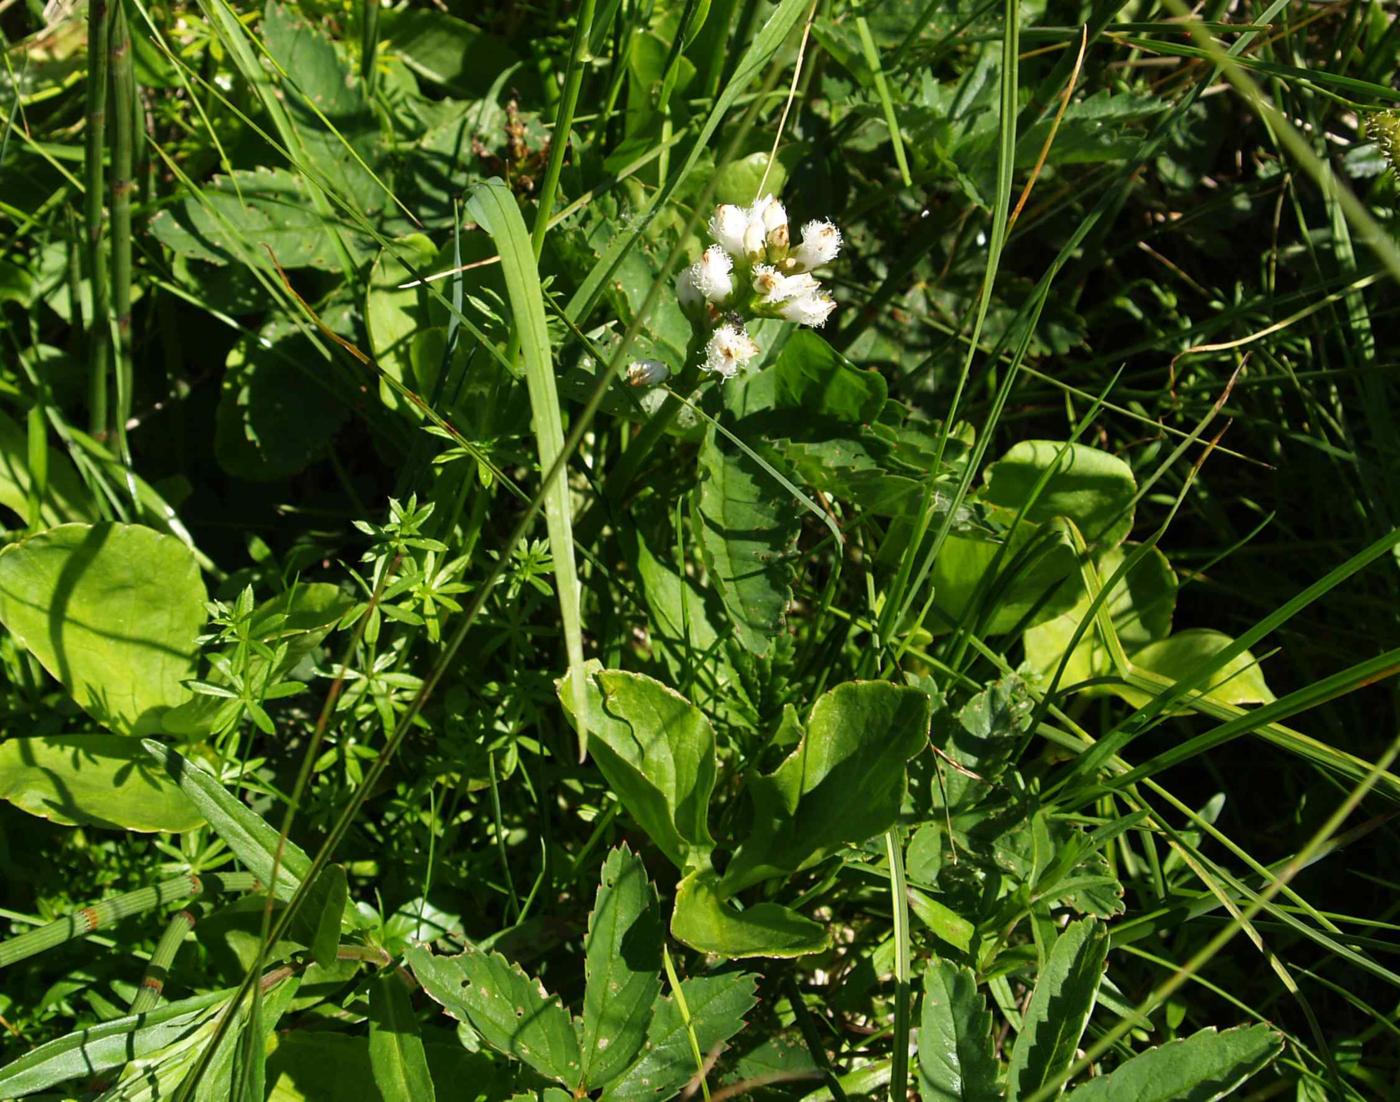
left=672, top=194, right=843, bottom=380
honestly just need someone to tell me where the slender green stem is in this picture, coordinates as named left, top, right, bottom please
left=109, top=0, right=136, bottom=495
left=884, top=827, right=912, bottom=1102
left=0, top=872, right=255, bottom=971
left=530, top=0, right=598, bottom=260
left=25, top=400, right=48, bottom=531
left=130, top=909, right=197, bottom=1014
left=360, top=0, right=381, bottom=91
left=84, top=0, right=113, bottom=438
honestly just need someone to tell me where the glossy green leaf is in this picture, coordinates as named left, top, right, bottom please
left=1064, top=1024, right=1282, bottom=1102
left=0, top=735, right=201, bottom=832
left=728, top=330, right=887, bottom=426
left=379, top=8, right=519, bottom=96
left=928, top=523, right=1081, bottom=637
left=404, top=945, right=581, bottom=1087
left=693, top=428, right=801, bottom=656
left=1126, top=629, right=1275, bottom=707
left=581, top=846, right=663, bottom=1088
left=369, top=970, right=436, bottom=1102
left=918, top=960, right=999, bottom=1102
left=1007, top=919, right=1110, bottom=1102
left=720, top=681, right=932, bottom=894
left=142, top=741, right=312, bottom=904
left=670, top=868, right=829, bottom=958
left=984, top=441, right=1137, bottom=548
left=0, top=523, right=206, bottom=734
left=714, top=151, right=789, bottom=206
left=266, top=1031, right=511, bottom=1102
left=558, top=662, right=717, bottom=871
left=1023, top=545, right=1176, bottom=689
left=600, top=973, right=758, bottom=1102
left=0, top=990, right=228, bottom=1096
left=150, top=167, right=371, bottom=271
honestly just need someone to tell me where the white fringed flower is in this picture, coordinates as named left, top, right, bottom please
left=708, top=204, right=749, bottom=257
left=777, top=290, right=837, bottom=328
left=692, top=245, right=734, bottom=303
left=626, top=359, right=670, bottom=387
left=791, top=219, right=842, bottom=271
left=703, top=323, right=760, bottom=378
left=752, top=264, right=818, bottom=305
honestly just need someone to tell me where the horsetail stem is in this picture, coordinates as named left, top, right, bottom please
left=129, top=909, right=198, bottom=1014
left=84, top=0, right=113, bottom=438
left=0, top=872, right=257, bottom=971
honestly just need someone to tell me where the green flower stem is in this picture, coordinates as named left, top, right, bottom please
left=129, top=908, right=198, bottom=1013
left=0, top=872, right=256, bottom=971
left=109, top=0, right=136, bottom=476
left=84, top=0, right=113, bottom=438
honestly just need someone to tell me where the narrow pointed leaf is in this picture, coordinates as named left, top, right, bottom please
left=369, top=969, right=436, bottom=1102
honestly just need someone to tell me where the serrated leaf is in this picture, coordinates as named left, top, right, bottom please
left=0, top=523, right=206, bottom=734
left=720, top=681, right=932, bottom=894
left=369, top=970, right=436, bottom=1102
left=558, top=662, right=717, bottom=871
left=1007, top=919, right=1110, bottom=1101
left=582, top=846, right=664, bottom=1089
left=0, top=735, right=201, bottom=832
left=693, top=428, right=800, bottom=657
left=1063, top=1024, right=1282, bottom=1102
left=404, top=946, right=580, bottom=1087
left=918, top=960, right=999, bottom=1102
left=601, top=974, right=758, bottom=1102
left=671, top=868, right=829, bottom=958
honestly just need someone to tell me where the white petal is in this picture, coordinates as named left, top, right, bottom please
left=793, top=219, right=842, bottom=270
left=694, top=245, right=734, bottom=303
left=708, top=204, right=748, bottom=256
left=675, top=265, right=703, bottom=311
left=778, top=290, right=837, bottom=327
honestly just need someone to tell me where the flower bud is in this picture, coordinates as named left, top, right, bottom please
left=709, top=204, right=749, bottom=257
left=626, top=359, right=670, bottom=387
left=675, top=266, right=704, bottom=314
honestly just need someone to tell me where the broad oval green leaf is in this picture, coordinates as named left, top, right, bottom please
left=671, top=868, right=829, bottom=959
left=1063, top=1024, right=1282, bottom=1102
left=984, top=440, right=1137, bottom=548
left=581, top=846, right=663, bottom=1089
left=918, top=960, right=999, bottom=1102
left=0, top=523, right=206, bottom=734
left=720, top=680, right=932, bottom=894
left=558, top=662, right=717, bottom=871
left=928, top=522, right=1080, bottom=637
left=727, top=330, right=887, bottom=426
left=0, top=734, right=201, bottom=832
left=1007, top=918, right=1110, bottom=1102
left=1127, top=629, right=1275, bottom=708
left=600, top=973, right=758, bottom=1102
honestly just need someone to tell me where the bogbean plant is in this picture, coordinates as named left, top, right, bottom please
left=4, top=0, right=1394, bottom=1099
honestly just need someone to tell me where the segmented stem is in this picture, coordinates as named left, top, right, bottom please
left=130, top=909, right=198, bottom=1013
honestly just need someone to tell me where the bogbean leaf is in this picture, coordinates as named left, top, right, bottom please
left=404, top=946, right=581, bottom=1087
left=720, top=681, right=932, bottom=894
left=728, top=330, right=887, bottom=426
left=0, top=735, right=202, bottom=832
left=581, top=846, right=664, bottom=1089
left=0, top=990, right=229, bottom=1096
left=1063, top=1024, right=1282, bottom=1101
left=558, top=662, right=717, bottom=871
left=1126, top=629, right=1275, bottom=707
left=984, top=441, right=1136, bottom=548
left=1023, top=545, right=1176, bottom=689
left=601, top=974, right=758, bottom=1102
left=917, top=960, right=1000, bottom=1102
left=0, top=523, right=206, bottom=734
left=150, top=168, right=372, bottom=271
left=1007, top=918, right=1110, bottom=1101
left=693, top=428, right=800, bottom=657
left=927, top=522, right=1081, bottom=637
left=670, top=868, right=829, bottom=958
left=369, top=970, right=436, bottom=1102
